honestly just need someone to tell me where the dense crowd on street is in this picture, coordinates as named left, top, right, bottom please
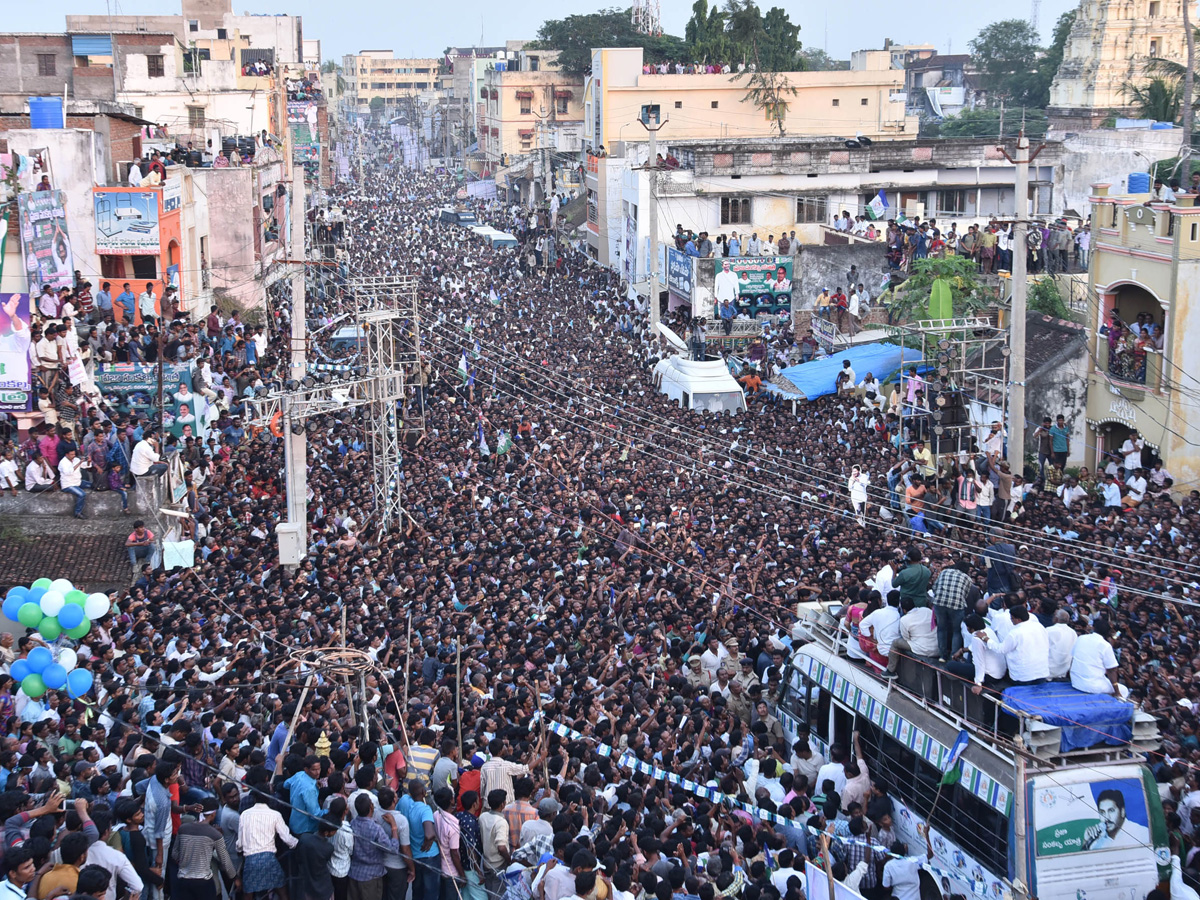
left=0, top=134, right=1199, bottom=900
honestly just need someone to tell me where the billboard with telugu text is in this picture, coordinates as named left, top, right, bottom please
left=94, top=190, right=160, bottom=255
left=667, top=247, right=693, bottom=301
left=1034, top=778, right=1150, bottom=857
left=16, top=191, right=74, bottom=293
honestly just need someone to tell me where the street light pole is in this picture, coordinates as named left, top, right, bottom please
left=639, top=111, right=667, bottom=329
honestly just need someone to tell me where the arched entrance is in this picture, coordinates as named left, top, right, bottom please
left=1095, top=421, right=1160, bottom=473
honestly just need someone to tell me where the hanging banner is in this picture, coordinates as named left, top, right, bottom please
left=0, top=293, right=33, bottom=413
left=666, top=247, right=694, bottom=301
left=94, top=190, right=160, bottom=255
left=16, top=190, right=74, bottom=293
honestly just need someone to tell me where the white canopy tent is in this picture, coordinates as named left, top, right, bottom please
left=653, top=355, right=747, bottom=415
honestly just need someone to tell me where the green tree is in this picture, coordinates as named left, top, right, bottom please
left=1121, top=76, right=1182, bottom=122
left=684, top=0, right=729, bottom=63
left=883, top=256, right=989, bottom=323
left=737, top=69, right=798, bottom=134
left=931, top=107, right=1048, bottom=139
left=1037, top=10, right=1076, bottom=90
left=321, top=59, right=346, bottom=94
left=723, top=0, right=766, bottom=60
left=369, top=96, right=385, bottom=114
left=969, top=19, right=1048, bottom=107
left=798, top=48, right=848, bottom=71
left=531, top=8, right=685, bottom=77
left=758, top=6, right=802, bottom=71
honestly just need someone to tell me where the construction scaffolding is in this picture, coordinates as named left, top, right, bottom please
left=887, top=317, right=1011, bottom=457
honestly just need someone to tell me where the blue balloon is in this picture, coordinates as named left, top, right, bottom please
left=9, top=659, right=29, bottom=682
left=65, top=668, right=93, bottom=699
left=41, top=663, right=67, bottom=691
left=57, top=604, right=84, bottom=630
left=25, top=647, right=52, bottom=674
left=5, top=587, right=28, bottom=603
left=26, top=587, right=46, bottom=604
left=1, top=596, right=23, bottom=622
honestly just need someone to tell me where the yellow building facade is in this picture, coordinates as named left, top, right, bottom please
left=583, top=47, right=918, bottom=152
left=343, top=52, right=442, bottom=112
left=1085, top=184, right=1200, bottom=488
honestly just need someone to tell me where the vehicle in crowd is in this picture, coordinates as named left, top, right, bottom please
left=437, top=206, right=478, bottom=226
left=780, top=621, right=1168, bottom=900
left=483, top=229, right=519, bottom=249
left=327, top=324, right=366, bottom=354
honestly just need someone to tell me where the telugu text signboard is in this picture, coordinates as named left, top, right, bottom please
left=16, top=191, right=74, bottom=293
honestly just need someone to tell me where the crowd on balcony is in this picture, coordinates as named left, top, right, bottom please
left=1105, top=311, right=1164, bottom=384
left=643, top=61, right=758, bottom=75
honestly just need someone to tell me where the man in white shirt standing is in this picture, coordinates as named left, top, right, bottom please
left=1071, top=619, right=1125, bottom=697
left=991, top=605, right=1050, bottom=685
left=1045, top=610, right=1077, bottom=679
left=1121, top=432, right=1145, bottom=474
left=885, top=596, right=938, bottom=675
left=881, top=829, right=933, bottom=900
left=952, top=612, right=1007, bottom=694
left=699, top=635, right=730, bottom=681
left=861, top=592, right=902, bottom=665
left=138, top=282, right=158, bottom=326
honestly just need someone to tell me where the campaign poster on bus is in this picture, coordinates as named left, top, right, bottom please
left=0, top=293, right=33, bottom=413
left=17, top=191, right=74, bottom=293
left=1034, top=778, right=1150, bottom=856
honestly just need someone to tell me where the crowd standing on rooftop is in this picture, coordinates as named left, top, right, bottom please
left=1, top=133, right=1200, bottom=900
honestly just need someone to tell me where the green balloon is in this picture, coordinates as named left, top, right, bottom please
left=65, top=620, right=91, bottom=640
left=16, top=603, right=43, bottom=628
left=38, top=618, right=62, bottom=640
left=21, top=674, right=46, bottom=699
left=31, top=578, right=52, bottom=590
left=65, top=590, right=86, bottom=606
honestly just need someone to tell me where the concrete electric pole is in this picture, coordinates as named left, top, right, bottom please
left=639, top=109, right=666, bottom=328
left=1002, top=128, right=1043, bottom=475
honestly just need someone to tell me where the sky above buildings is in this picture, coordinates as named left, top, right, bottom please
left=24, top=0, right=1082, bottom=63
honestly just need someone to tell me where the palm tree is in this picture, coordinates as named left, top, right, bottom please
left=1121, top=76, right=1182, bottom=122
left=320, top=59, right=346, bottom=95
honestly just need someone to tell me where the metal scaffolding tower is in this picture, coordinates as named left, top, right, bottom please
left=887, top=317, right=1011, bottom=457
left=246, top=276, right=420, bottom=565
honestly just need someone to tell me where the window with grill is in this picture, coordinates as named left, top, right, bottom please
left=831, top=98, right=839, bottom=107
left=520, top=98, right=532, bottom=114
left=147, top=55, right=165, bottom=77
left=721, top=196, right=751, bottom=225
left=37, top=54, right=56, bottom=76
left=188, top=106, right=206, bottom=128
left=796, top=197, right=827, bottom=223
left=556, top=96, right=568, bottom=115
left=939, top=189, right=967, bottom=215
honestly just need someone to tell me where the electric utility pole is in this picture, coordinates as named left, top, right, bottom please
left=1001, top=129, right=1043, bottom=474
left=640, top=108, right=666, bottom=328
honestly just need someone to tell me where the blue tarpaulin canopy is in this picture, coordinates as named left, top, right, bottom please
left=1002, top=683, right=1134, bottom=752
left=767, top=342, right=923, bottom=401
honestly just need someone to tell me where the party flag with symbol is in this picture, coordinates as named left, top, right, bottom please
left=497, top=431, right=513, bottom=455
left=458, top=352, right=469, bottom=385
left=940, top=729, right=969, bottom=785
left=867, top=189, right=890, bottom=221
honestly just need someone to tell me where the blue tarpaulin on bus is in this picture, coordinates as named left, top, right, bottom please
left=1002, top=683, right=1134, bottom=752
left=767, top=342, right=923, bottom=401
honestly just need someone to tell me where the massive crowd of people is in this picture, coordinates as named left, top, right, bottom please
left=0, top=135, right=1199, bottom=900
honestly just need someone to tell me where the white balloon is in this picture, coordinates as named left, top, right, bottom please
left=83, top=593, right=111, bottom=621
left=49, top=579, right=74, bottom=596
left=39, top=591, right=65, bottom=617
left=57, top=649, right=78, bottom=672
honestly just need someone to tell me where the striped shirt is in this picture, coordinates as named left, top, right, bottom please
left=407, top=744, right=440, bottom=791
left=237, top=804, right=297, bottom=856
left=174, top=821, right=237, bottom=881
left=501, top=801, right=537, bottom=852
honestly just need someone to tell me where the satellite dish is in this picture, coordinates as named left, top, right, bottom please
left=844, top=140, right=861, bottom=149
left=855, top=133, right=873, bottom=146
left=656, top=322, right=689, bottom=353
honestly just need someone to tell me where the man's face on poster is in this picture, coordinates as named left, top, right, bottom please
left=1098, top=797, right=1125, bottom=838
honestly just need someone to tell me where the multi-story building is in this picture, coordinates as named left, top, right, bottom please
left=583, top=47, right=919, bottom=155
left=586, top=135, right=1062, bottom=277
left=1050, top=0, right=1195, bottom=130
left=341, top=51, right=442, bottom=114
left=1082, top=183, right=1200, bottom=486
left=481, top=48, right=584, bottom=168
left=448, top=44, right=519, bottom=147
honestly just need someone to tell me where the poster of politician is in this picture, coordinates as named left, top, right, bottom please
left=0, top=294, right=33, bottom=413
left=16, top=191, right=75, bottom=293
left=1034, top=778, right=1151, bottom=857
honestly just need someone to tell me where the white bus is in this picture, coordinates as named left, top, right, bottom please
left=779, top=632, right=1169, bottom=900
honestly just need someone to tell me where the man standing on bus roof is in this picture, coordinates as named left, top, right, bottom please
left=1083, top=790, right=1135, bottom=850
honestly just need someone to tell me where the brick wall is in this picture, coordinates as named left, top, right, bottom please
left=2, top=114, right=142, bottom=183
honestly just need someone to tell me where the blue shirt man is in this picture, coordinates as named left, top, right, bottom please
left=284, top=757, right=322, bottom=834
left=728, top=236, right=741, bottom=257
left=95, top=284, right=113, bottom=313
left=115, top=285, right=136, bottom=321
left=685, top=239, right=699, bottom=257
left=720, top=300, right=735, bottom=321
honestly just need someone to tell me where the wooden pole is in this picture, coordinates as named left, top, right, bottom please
left=343, top=601, right=355, bottom=728
left=273, top=673, right=314, bottom=776
left=534, top=679, right=550, bottom=789
left=403, top=612, right=413, bottom=710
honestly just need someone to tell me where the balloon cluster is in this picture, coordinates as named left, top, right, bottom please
left=1, top=578, right=105, bottom=700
